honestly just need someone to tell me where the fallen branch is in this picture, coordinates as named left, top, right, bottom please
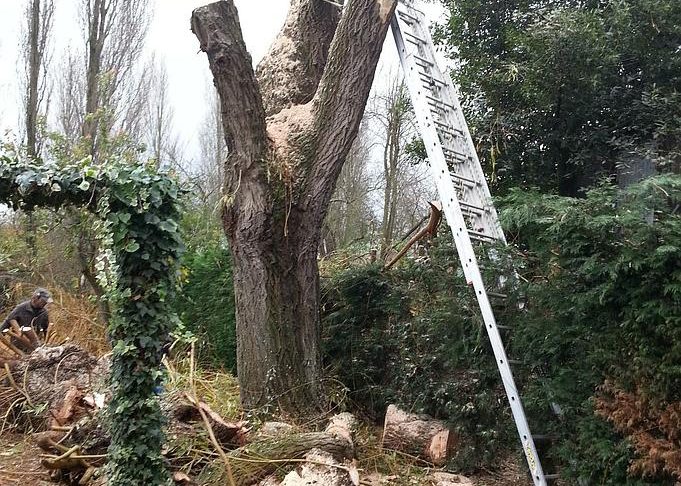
left=384, top=202, right=442, bottom=270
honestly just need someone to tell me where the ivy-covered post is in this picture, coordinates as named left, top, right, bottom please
left=104, top=165, right=184, bottom=486
left=1, top=152, right=184, bottom=484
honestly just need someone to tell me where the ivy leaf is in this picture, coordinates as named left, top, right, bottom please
left=124, top=241, right=140, bottom=253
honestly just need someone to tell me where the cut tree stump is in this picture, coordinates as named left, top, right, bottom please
left=381, top=404, right=453, bottom=466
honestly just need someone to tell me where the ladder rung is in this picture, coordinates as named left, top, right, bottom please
left=414, top=54, right=434, bottom=66
left=442, top=147, right=467, bottom=158
left=436, top=126, right=460, bottom=139
left=468, top=229, right=496, bottom=242
left=405, top=31, right=426, bottom=44
left=461, top=208, right=482, bottom=218
left=459, top=201, right=487, bottom=213
left=545, top=474, right=561, bottom=481
left=419, top=73, right=446, bottom=86
left=397, top=9, right=418, bottom=21
left=497, top=325, right=512, bottom=330
left=426, top=95, right=454, bottom=109
left=398, top=3, right=426, bottom=16
left=434, top=120, right=464, bottom=136
left=509, top=359, right=523, bottom=365
left=460, top=200, right=485, bottom=213
left=450, top=173, right=478, bottom=187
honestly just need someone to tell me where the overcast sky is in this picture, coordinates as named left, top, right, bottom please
left=0, top=0, right=445, bottom=162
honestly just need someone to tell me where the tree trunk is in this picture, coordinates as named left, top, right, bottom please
left=229, top=211, right=322, bottom=412
left=192, top=0, right=397, bottom=414
left=26, top=0, right=41, bottom=159
left=82, top=0, right=106, bottom=157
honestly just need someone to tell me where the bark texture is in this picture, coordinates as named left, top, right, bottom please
left=191, top=0, right=397, bottom=414
left=256, top=0, right=341, bottom=116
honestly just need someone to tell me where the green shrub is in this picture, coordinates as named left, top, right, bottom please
left=501, top=175, right=681, bottom=485
left=323, top=175, right=681, bottom=482
left=175, top=244, right=237, bottom=372
left=322, top=243, right=518, bottom=472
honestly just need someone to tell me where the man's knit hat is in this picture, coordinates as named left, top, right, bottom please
left=33, top=288, right=53, bottom=303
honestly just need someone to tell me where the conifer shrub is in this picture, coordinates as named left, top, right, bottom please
left=502, top=175, right=681, bottom=485
left=175, top=244, right=236, bottom=372
left=322, top=244, right=518, bottom=471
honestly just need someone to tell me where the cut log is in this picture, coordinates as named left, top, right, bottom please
left=280, top=449, right=359, bottom=486
left=229, top=413, right=356, bottom=485
left=381, top=404, right=453, bottom=466
left=23, top=326, right=41, bottom=347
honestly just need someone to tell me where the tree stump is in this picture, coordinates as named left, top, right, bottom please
left=381, top=404, right=453, bottom=466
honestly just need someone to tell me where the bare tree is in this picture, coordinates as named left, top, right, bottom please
left=20, top=0, right=55, bottom=160
left=367, top=78, right=415, bottom=257
left=19, top=0, right=55, bottom=256
left=196, top=83, right=227, bottom=205
left=192, top=0, right=397, bottom=413
left=144, top=57, right=175, bottom=166
left=80, top=0, right=151, bottom=156
left=325, top=123, right=378, bottom=250
left=55, top=51, right=86, bottom=145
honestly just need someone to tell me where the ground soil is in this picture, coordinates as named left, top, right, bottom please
left=0, top=433, right=52, bottom=486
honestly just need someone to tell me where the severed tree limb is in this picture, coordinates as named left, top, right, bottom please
left=304, top=0, right=398, bottom=223
left=228, top=431, right=354, bottom=485
left=256, top=0, right=342, bottom=116
left=384, top=201, right=443, bottom=270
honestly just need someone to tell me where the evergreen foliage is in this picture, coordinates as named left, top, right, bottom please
left=324, top=175, right=681, bottom=482
left=175, top=243, right=236, bottom=372
left=322, top=245, right=520, bottom=471
left=0, top=148, right=183, bottom=485
left=502, top=175, right=681, bottom=484
left=436, top=0, right=681, bottom=195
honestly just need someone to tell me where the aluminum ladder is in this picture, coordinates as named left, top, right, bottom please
left=391, top=2, right=551, bottom=484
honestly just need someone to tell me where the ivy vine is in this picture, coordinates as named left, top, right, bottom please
left=0, top=149, right=184, bottom=485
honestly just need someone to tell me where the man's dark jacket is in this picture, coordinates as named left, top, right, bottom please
left=1, top=301, right=49, bottom=333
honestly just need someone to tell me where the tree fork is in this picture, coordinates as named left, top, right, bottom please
left=192, top=0, right=397, bottom=414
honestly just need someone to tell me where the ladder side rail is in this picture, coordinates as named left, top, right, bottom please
left=391, top=11, right=547, bottom=486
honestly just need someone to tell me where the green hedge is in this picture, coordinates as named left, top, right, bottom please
left=175, top=244, right=237, bottom=372
left=322, top=175, right=681, bottom=483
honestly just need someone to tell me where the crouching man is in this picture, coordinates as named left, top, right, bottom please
left=1, top=288, right=52, bottom=339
